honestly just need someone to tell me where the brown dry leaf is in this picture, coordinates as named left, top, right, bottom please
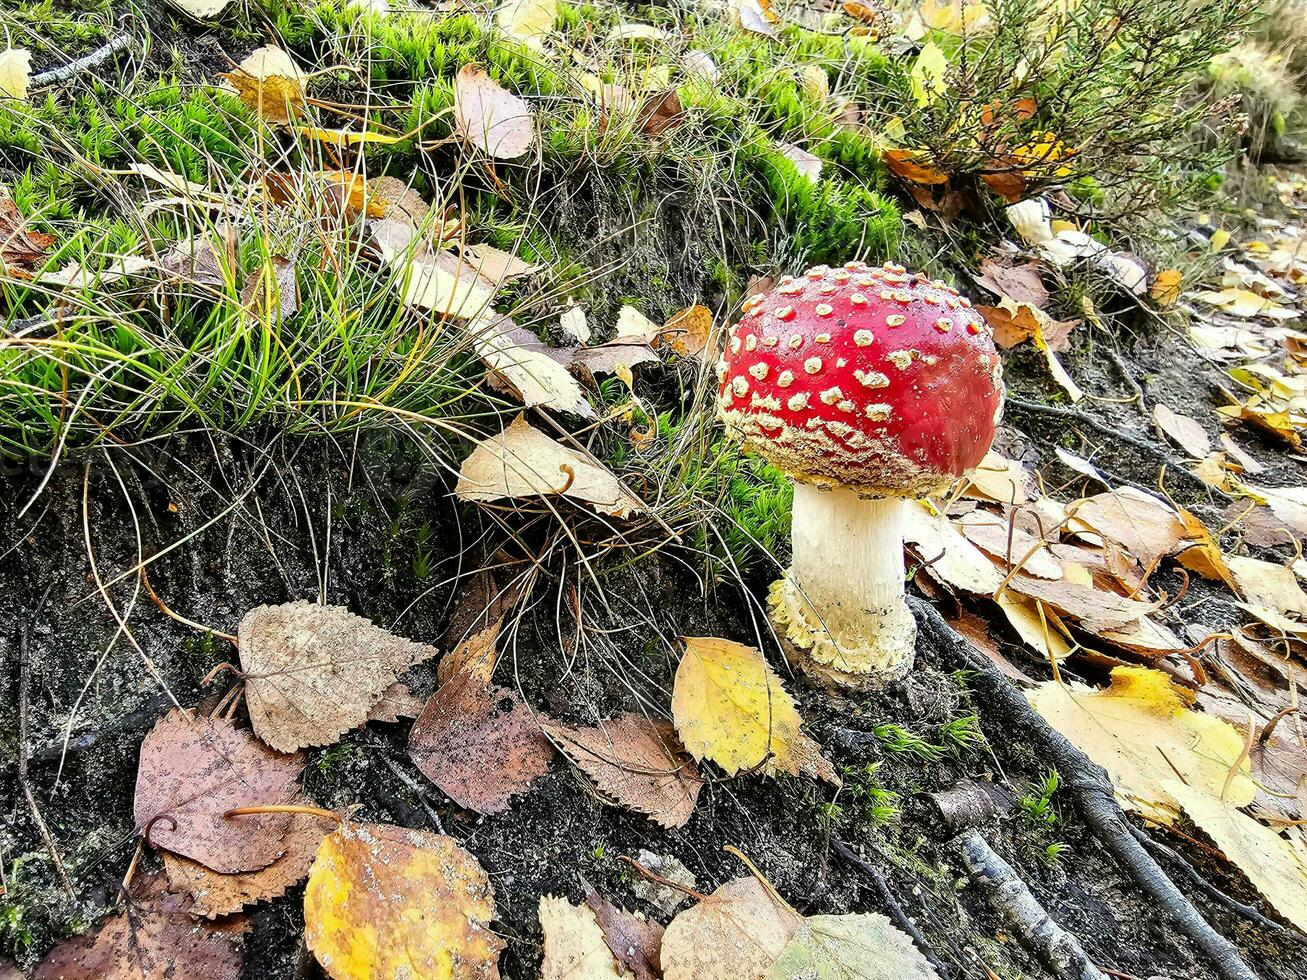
left=1152, top=403, right=1210, bottom=458
left=975, top=296, right=1078, bottom=353
left=239, top=255, right=298, bottom=329
left=163, top=808, right=334, bottom=918
left=462, top=242, right=542, bottom=284
left=365, top=682, right=425, bottom=724
left=1028, top=667, right=1254, bottom=824
left=456, top=414, right=642, bottom=517
left=469, top=318, right=597, bottom=417
left=955, top=509, right=1062, bottom=579
left=583, top=881, right=664, bottom=980
left=539, top=896, right=625, bottom=979
left=638, top=88, right=685, bottom=136
left=134, top=710, right=303, bottom=874
left=304, top=821, right=504, bottom=980
left=950, top=609, right=1034, bottom=684
left=661, top=877, right=798, bottom=980
left=220, top=46, right=305, bottom=125
left=1227, top=555, right=1307, bottom=617
left=1164, top=779, right=1307, bottom=933
left=996, top=593, right=1072, bottom=661
left=883, top=149, right=949, bottom=185
left=408, top=664, right=553, bottom=814
left=238, top=600, right=439, bottom=752
left=0, top=186, right=55, bottom=276
left=1247, top=484, right=1307, bottom=536
left=1220, top=433, right=1265, bottom=475
left=571, top=339, right=660, bottom=376
left=454, top=64, right=534, bottom=159
left=35, top=874, right=245, bottom=980
left=1004, top=573, right=1160, bottom=633
left=544, top=713, right=703, bottom=829
left=974, top=258, right=1049, bottom=309
left=1069, top=488, right=1185, bottom=569
left=320, top=171, right=429, bottom=225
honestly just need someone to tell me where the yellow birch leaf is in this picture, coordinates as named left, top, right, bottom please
left=304, top=821, right=504, bottom=980
left=910, top=42, right=948, bottom=107
left=1029, top=667, right=1254, bottom=824
left=0, top=48, right=32, bottom=100
left=496, top=0, right=557, bottom=51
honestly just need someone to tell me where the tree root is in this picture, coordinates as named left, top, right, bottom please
left=1005, top=397, right=1232, bottom=501
left=911, top=597, right=1258, bottom=980
left=957, top=829, right=1107, bottom=980
left=30, top=36, right=136, bottom=89
left=831, top=838, right=955, bottom=978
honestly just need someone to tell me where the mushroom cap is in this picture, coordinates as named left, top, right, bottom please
left=717, top=260, right=1003, bottom=497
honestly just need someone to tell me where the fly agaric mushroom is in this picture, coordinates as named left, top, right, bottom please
left=717, top=261, right=1003, bottom=688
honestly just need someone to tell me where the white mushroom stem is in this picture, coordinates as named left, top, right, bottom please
left=770, top=483, right=916, bottom=687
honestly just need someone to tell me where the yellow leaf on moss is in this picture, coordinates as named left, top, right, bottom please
left=0, top=48, right=32, bottom=100
left=304, top=821, right=504, bottom=980
left=496, top=0, right=557, bottom=51
left=221, top=45, right=306, bottom=125
left=672, top=637, right=802, bottom=777
left=1029, top=667, right=1254, bottom=824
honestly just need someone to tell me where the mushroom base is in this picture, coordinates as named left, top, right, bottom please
left=767, top=576, right=916, bottom=690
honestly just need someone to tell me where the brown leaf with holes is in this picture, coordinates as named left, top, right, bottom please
left=162, top=807, right=334, bottom=917
left=409, top=665, right=553, bottom=814
left=133, top=710, right=303, bottom=874
left=583, top=879, right=664, bottom=980
left=0, top=188, right=55, bottom=277
left=35, top=873, right=246, bottom=980
left=544, top=713, right=703, bottom=828
left=237, top=601, right=439, bottom=752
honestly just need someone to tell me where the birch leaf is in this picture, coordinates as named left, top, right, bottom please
left=456, top=414, right=641, bottom=516
left=767, top=913, right=939, bottom=980
left=469, top=320, right=595, bottom=417
left=496, top=0, right=556, bottom=50
left=0, top=49, right=32, bottom=100
left=220, top=46, right=306, bottom=124
left=1029, top=667, right=1254, bottom=824
left=539, top=896, right=625, bottom=979
left=661, top=878, right=798, bottom=980
left=454, top=64, right=534, bottom=159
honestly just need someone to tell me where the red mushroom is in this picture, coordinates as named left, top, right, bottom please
left=716, top=260, right=1004, bottom=688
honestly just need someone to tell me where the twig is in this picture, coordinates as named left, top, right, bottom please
left=1005, top=397, right=1232, bottom=500
left=30, top=36, right=136, bottom=88
left=381, top=755, right=445, bottom=834
left=1103, top=346, right=1147, bottom=416
left=831, top=838, right=954, bottom=979
left=957, top=829, right=1107, bottom=980
left=1127, top=825, right=1299, bottom=940
left=910, top=597, right=1258, bottom=980
left=18, top=622, right=77, bottom=899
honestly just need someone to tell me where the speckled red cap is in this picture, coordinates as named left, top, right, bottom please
left=716, top=260, right=1003, bottom=496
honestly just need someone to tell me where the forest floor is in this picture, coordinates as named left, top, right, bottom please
left=2, top=2, right=1307, bottom=980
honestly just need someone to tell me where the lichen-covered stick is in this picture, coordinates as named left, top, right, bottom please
left=716, top=261, right=1004, bottom=688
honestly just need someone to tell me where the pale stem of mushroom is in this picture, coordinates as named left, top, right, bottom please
left=789, top=483, right=907, bottom=633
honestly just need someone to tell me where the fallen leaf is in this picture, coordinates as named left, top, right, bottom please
left=996, top=593, right=1072, bottom=661
left=367, top=682, right=425, bottom=724
left=239, top=254, right=298, bottom=329
left=304, top=821, right=504, bottom=980
left=560, top=305, right=590, bottom=343
left=731, top=0, right=779, bottom=36
left=462, top=242, right=541, bottom=284
left=298, top=126, right=405, bottom=146
left=378, top=229, right=497, bottom=318
left=583, top=881, right=664, bottom=980
left=672, top=636, right=832, bottom=780
left=455, top=414, right=642, bottom=516
left=0, top=48, right=32, bottom=101
left=544, top=713, right=703, bottom=828
left=1069, top=488, right=1185, bottom=569
left=662, top=304, right=718, bottom=358
left=496, top=0, right=556, bottom=50
left=469, top=319, right=597, bottom=417
left=238, top=600, right=439, bottom=752
left=1152, top=403, right=1210, bottom=458
left=1175, top=508, right=1237, bottom=591
left=539, top=896, right=625, bottom=979
left=0, top=187, right=56, bottom=276
left=883, top=149, right=949, bottom=186
left=661, top=878, right=798, bottom=980
left=1164, top=779, right=1307, bottom=933
left=220, top=46, right=306, bottom=125
left=134, top=710, right=303, bottom=874
left=1194, top=287, right=1297, bottom=321
left=1028, top=666, right=1254, bottom=824
left=167, top=0, right=233, bottom=16
left=408, top=662, right=553, bottom=814
left=163, top=808, right=334, bottom=917
left=454, top=64, right=534, bottom=159
left=638, top=88, right=686, bottom=137
left=1005, top=572, right=1160, bottom=633
left=963, top=450, right=1029, bottom=504
left=950, top=609, right=1034, bottom=683
left=1227, top=555, right=1307, bottom=617
left=35, top=874, right=245, bottom=980
left=767, top=913, right=939, bottom=979
left=955, top=509, right=1062, bottom=579
left=901, top=501, right=1005, bottom=595
left=321, top=171, right=428, bottom=224
left=1246, top=484, right=1307, bottom=536
left=974, top=258, right=1048, bottom=310
left=1150, top=268, right=1182, bottom=306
